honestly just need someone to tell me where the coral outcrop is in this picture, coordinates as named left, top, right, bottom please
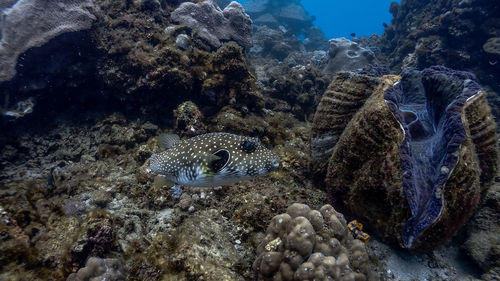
left=483, top=37, right=500, bottom=55
left=0, top=0, right=97, bottom=82
left=249, top=26, right=305, bottom=60
left=323, top=38, right=380, bottom=75
left=312, top=66, right=498, bottom=251
left=379, top=0, right=500, bottom=95
left=242, top=0, right=328, bottom=52
left=253, top=203, right=375, bottom=281
left=171, top=0, right=253, bottom=49
left=173, top=101, right=207, bottom=137
left=243, top=0, right=314, bottom=36
left=67, top=257, right=127, bottom=281
left=93, top=1, right=262, bottom=114
left=261, top=63, right=330, bottom=121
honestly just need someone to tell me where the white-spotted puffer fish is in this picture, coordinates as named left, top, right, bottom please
left=148, top=133, right=280, bottom=187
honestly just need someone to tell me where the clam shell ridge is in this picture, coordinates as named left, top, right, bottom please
left=313, top=66, right=498, bottom=251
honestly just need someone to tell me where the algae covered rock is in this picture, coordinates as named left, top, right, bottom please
left=462, top=181, right=500, bottom=273
left=379, top=0, right=500, bottom=100
left=312, top=66, right=499, bottom=252
left=253, top=203, right=375, bottom=281
left=173, top=101, right=207, bottom=137
left=94, top=1, right=263, bottom=114
left=128, top=209, right=247, bottom=281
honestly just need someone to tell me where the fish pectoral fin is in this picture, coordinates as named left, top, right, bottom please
left=205, top=149, right=230, bottom=173
left=153, top=175, right=175, bottom=188
left=158, top=133, right=181, bottom=149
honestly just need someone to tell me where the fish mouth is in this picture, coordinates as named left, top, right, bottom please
left=270, top=155, right=280, bottom=169
left=148, top=153, right=163, bottom=175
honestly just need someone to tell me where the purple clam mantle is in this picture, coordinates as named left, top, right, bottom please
left=385, top=66, right=484, bottom=249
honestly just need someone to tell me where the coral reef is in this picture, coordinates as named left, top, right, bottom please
left=67, top=257, right=126, bottom=281
left=0, top=181, right=83, bottom=280
left=0, top=98, right=323, bottom=280
left=323, top=38, right=380, bottom=75
left=1, top=0, right=497, bottom=279
left=92, top=0, right=262, bottom=114
left=249, top=26, right=305, bottom=60
left=0, top=0, right=97, bottom=82
left=242, top=0, right=328, bottom=53
left=379, top=0, right=500, bottom=94
left=312, top=66, right=498, bottom=251
left=67, top=210, right=122, bottom=272
left=173, top=101, right=207, bottom=137
left=243, top=0, right=314, bottom=36
left=483, top=37, right=500, bottom=55
left=261, top=63, right=330, bottom=120
left=202, top=42, right=264, bottom=111
left=248, top=30, right=331, bottom=121
left=253, top=203, right=375, bottom=281
left=462, top=181, right=500, bottom=277
left=171, top=0, right=253, bottom=49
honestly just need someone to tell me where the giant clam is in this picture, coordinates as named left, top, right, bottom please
left=311, top=66, right=498, bottom=251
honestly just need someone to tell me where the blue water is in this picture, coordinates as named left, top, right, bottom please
left=237, top=0, right=400, bottom=39
left=302, top=0, right=399, bottom=38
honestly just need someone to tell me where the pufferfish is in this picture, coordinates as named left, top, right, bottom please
left=148, top=132, right=280, bottom=187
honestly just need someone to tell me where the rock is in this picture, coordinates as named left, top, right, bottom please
left=312, top=66, right=498, bottom=252
left=0, top=0, right=97, bottom=82
left=145, top=209, right=246, bottom=280
left=171, top=0, right=253, bottom=49
left=173, top=101, right=207, bottom=137
left=462, top=182, right=500, bottom=272
left=175, top=34, right=191, bottom=50
left=250, top=26, right=304, bottom=60
left=90, top=190, right=113, bottom=208
left=68, top=210, right=121, bottom=269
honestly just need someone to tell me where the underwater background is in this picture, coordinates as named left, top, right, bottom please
left=0, top=0, right=499, bottom=280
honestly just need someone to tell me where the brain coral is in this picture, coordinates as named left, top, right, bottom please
left=253, top=203, right=375, bottom=281
left=312, top=66, right=498, bottom=252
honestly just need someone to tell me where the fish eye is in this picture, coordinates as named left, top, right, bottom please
left=241, top=140, right=257, bottom=153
